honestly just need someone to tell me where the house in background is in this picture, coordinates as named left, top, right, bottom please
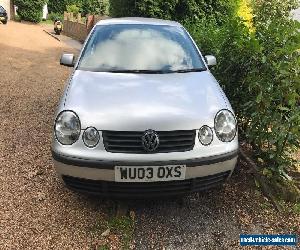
left=0, top=0, right=14, bottom=20
left=42, top=4, right=48, bottom=20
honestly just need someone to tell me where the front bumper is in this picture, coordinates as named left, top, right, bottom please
left=0, top=16, right=7, bottom=22
left=52, top=150, right=238, bottom=197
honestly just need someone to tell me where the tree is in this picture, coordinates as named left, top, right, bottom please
left=82, top=0, right=109, bottom=16
left=196, top=0, right=300, bottom=181
left=47, top=0, right=66, bottom=14
left=48, top=0, right=82, bottom=14
left=66, top=4, right=80, bottom=14
left=15, top=0, right=46, bottom=23
left=109, top=0, right=137, bottom=17
left=109, top=0, right=238, bottom=24
left=48, top=0, right=109, bottom=15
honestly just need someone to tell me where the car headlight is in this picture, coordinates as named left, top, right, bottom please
left=83, top=127, right=100, bottom=148
left=199, top=125, right=213, bottom=145
left=214, top=109, right=237, bottom=142
left=54, top=111, right=81, bottom=145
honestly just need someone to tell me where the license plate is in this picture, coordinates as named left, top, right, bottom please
left=115, top=165, right=186, bottom=182
left=0, top=17, right=5, bottom=20
left=57, top=25, right=62, bottom=28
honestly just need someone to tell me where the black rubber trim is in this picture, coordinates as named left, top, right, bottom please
left=52, top=149, right=238, bottom=170
left=62, top=171, right=231, bottom=198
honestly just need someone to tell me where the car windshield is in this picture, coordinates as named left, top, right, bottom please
left=0, top=6, right=5, bottom=12
left=77, top=24, right=206, bottom=73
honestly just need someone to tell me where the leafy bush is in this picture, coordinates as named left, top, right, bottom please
left=47, top=12, right=63, bottom=21
left=48, top=0, right=82, bottom=14
left=15, top=0, right=46, bottom=23
left=110, top=0, right=238, bottom=24
left=48, top=0, right=66, bottom=14
left=66, top=4, right=80, bottom=14
left=239, top=0, right=300, bottom=175
left=48, top=0, right=109, bottom=15
left=14, top=14, right=21, bottom=22
left=237, top=0, right=253, bottom=30
left=109, top=0, right=136, bottom=17
left=190, top=0, right=300, bottom=176
left=82, top=0, right=109, bottom=15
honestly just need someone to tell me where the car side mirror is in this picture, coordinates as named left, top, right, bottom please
left=60, top=53, right=75, bottom=67
left=205, top=55, right=217, bottom=68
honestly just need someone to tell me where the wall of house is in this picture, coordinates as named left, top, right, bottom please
left=0, top=0, right=11, bottom=20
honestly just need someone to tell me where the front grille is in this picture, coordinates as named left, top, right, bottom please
left=62, top=171, right=230, bottom=198
left=102, top=130, right=196, bottom=153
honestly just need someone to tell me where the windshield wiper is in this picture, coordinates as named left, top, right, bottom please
left=87, top=68, right=207, bottom=74
left=171, top=68, right=207, bottom=73
left=106, top=69, right=167, bottom=74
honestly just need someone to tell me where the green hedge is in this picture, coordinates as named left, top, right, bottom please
left=47, top=12, right=63, bottom=21
left=190, top=0, right=300, bottom=175
left=48, top=0, right=109, bottom=15
left=47, top=0, right=65, bottom=14
left=81, top=0, right=109, bottom=15
left=109, top=0, right=238, bottom=23
left=48, top=0, right=82, bottom=14
left=15, top=0, right=46, bottom=23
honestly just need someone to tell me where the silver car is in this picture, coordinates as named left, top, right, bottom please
left=52, top=17, right=238, bottom=197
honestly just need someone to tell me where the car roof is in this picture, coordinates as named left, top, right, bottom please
left=95, top=17, right=182, bottom=27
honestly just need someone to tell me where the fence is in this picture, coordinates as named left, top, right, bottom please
left=63, top=12, right=109, bottom=42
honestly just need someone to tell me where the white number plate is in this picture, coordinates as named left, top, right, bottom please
left=115, top=165, right=186, bottom=182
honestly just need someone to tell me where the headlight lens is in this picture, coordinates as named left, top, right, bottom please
left=214, top=109, right=237, bottom=142
left=83, top=127, right=100, bottom=148
left=55, top=111, right=81, bottom=145
left=199, top=125, right=213, bottom=145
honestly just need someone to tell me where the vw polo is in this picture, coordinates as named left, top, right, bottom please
left=52, top=18, right=238, bottom=197
left=0, top=5, right=8, bottom=24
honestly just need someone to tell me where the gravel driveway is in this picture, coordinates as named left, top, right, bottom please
left=132, top=166, right=299, bottom=250
left=0, top=21, right=299, bottom=250
left=0, top=21, right=112, bottom=250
